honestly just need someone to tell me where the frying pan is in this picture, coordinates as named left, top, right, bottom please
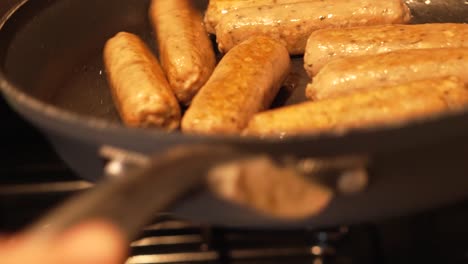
left=1, top=0, right=468, bottom=240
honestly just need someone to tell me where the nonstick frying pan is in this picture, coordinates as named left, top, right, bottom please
left=1, top=0, right=468, bottom=240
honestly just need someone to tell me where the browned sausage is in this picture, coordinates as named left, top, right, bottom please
left=215, top=0, right=411, bottom=55
left=307, top=48, right=468, bottom=100
left=245, top=77, right=468, bottom=138
left=103, top=32, right=180, bottom=130
left=149, top=0, right=216, bottom=105
left=182, top=36, right=290, bottom=135
left=305, top=23, right=468, bottom=77
left=204, top=0, right=307, bottom=33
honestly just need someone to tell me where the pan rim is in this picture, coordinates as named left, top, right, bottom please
left=1, top=0, right=468, bottom=155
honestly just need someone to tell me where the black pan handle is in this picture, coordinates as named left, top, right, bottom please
left=26, top=146, right=371, bottom=242
left=26, top=145, right=249, bottom=242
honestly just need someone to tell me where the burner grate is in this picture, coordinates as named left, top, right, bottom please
left=0, top=173, right=377, bottom=264
left=125, top=215, right=354, bottom=264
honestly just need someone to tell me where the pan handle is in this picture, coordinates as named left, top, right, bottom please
left=99, top=147, right=368, bottom=195
left=26, top=145, right=249, bottom=242
left=25, top=145, right=370, bottom=242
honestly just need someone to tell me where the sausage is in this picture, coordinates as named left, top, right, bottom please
left=307, top=48, right=468, bottom=100
left=245, top=77, right=468, bottom=138
left=103, top=32, right=181, bottom=130
left=181, top=36, right=290, bottom=135
left=305, top=23, right=468, bottom=77
left=204, top=0, right=307, bottom=34
left=215, top=0, right=411, bottom=55
left=149, top=0, right=216, bottom=105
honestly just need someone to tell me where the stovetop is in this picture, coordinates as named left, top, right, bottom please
left=3, top=95, right=468, bottom=264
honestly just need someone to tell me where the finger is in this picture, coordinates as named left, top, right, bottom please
left=52, top=220, right=128, bottom=264
left=0, top=234, right=51, bottom=264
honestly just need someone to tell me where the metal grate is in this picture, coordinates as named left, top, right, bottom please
left=0, top=159, right=378, bottom=264
left=127, top=216, right=350, bottom=264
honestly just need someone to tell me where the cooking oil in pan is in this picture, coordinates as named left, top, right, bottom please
left=51, top=31, right=158, bottom=123
left=52, top=55, right=120, bottom=123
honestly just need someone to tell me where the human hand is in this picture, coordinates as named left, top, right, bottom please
left=0, top=221, right=127, bottom=264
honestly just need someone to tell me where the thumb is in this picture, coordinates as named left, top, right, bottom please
left=51, top=220, right=128, bottom=264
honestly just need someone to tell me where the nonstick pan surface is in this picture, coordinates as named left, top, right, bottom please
left=1, top=0, right=468, bottom=231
